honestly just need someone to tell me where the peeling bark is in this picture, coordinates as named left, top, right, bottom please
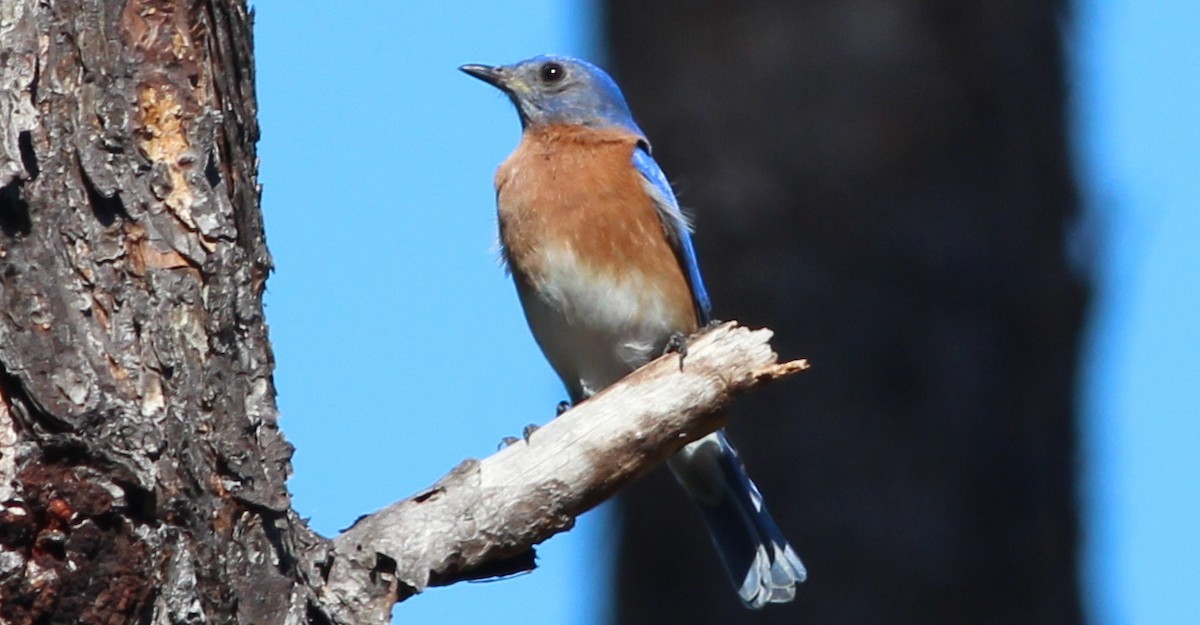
left=0, top=1, right=300, bottom=623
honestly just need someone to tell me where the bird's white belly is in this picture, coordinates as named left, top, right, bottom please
left=518, top=245, right=680, bottom=401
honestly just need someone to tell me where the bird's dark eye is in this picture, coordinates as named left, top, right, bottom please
left=539, top=62, right=565, bottom=83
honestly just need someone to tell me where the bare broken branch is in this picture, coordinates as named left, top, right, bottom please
left=312, top=321, right=807, bottom=624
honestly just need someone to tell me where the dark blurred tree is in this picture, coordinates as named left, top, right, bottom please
left=604, top=1, right=1088, bottom=624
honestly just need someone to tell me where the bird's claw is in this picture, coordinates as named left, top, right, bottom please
left=498, top=423, right=544, bottom=448
left=664, top=332, right=688, bottom=370
left=555, top=400, right=571, bottom=417
left=705, top=318, right=724, bottom=329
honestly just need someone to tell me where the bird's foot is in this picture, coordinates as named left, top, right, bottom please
left=497, top=423, right=544, bottom=449
left=555, top=400, right=571, bottom=417
left=705, top=318, right=725, bottom=328
left=664, top=332, right=688, bottom=370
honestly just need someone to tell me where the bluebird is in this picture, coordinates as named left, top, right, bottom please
left=461, top=55, right=806, bottom=608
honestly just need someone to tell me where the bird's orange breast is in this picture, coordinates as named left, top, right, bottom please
left=494, top=124, right=698, bottom=332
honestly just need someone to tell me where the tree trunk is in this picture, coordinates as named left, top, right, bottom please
left=604, top=1, right=1089, bottom=624
left=0, top=0, right=307, bottom=622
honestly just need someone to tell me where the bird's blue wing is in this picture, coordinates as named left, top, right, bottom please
left=632, top=146, right=713, bottom=324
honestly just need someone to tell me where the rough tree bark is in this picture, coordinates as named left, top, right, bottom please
left=605, top=1, right=1089, bottom=624
left=0, top=0, right=300, bottom=622
left=0, top=4, right=806, bottom=623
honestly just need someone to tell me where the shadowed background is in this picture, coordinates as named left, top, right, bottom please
left=605, top=3, right=1085, bottom=624
left=254, top=0, right=1198, bottom=624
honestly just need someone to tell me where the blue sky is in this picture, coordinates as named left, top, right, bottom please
left=1073, top=2, right=1200, bottom=624
left=253, top=1, right=1198, bottom=624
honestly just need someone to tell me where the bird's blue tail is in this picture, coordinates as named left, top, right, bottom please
left=667, top=430, right=806, bottom=608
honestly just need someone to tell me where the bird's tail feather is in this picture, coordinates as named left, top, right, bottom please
left=667, top=430, right=806, bottom=609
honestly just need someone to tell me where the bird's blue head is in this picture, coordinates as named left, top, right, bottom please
left=460, top=55, right=644, bottom=137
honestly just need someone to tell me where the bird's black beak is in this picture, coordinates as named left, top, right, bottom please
left=459, top=64, right=509, bottom=91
